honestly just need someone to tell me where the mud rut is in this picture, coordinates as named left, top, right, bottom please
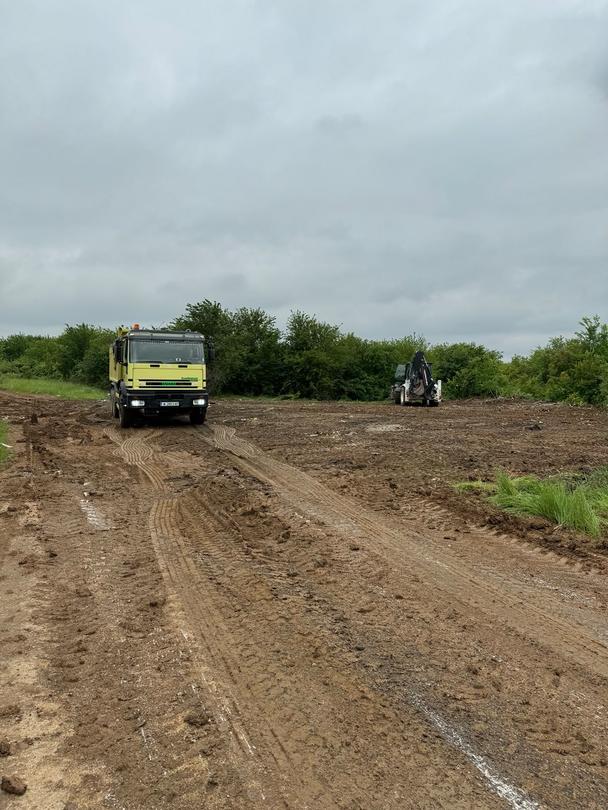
left=1, top=399, right=608, bottom=810
left=108, top=426, right=493, bottom=810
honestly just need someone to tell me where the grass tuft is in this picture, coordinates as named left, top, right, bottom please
left=491, top=470, right=606, bottom=538
left=0, top=375, right=104, bottom=400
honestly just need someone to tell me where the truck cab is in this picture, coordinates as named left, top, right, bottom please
left=109, top=326, right=212, bottom=427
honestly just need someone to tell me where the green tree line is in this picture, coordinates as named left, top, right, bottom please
left=1, top=304, right=607, bottom=405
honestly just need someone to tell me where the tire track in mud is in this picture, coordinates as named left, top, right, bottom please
left=109, top=431, right=275, bottom=804
left=108, top=424, right=608, bottom=808
left=172, top=489, right=498, bottom=810
left=420, top=498, right=605, bottom=575
left=107, top=428, right=336, bottom=809
left=112, top=429, right=169, bottom=492
left=211, top=428, right=541, bottom=805
left=160, top=498, right=334, bottom=807
left=189, top=422, right=608, bottom=808
left=415, top=499, right=608, bottom=644
left=202, top=425, right=608, bottom=681
left=108, top=428, right=511, bottom=809
left=149, top=502, right=273, bottom=778
left=35, top=429, right=235, bottom=807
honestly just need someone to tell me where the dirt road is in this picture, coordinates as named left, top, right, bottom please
left=1, top=393, right=607, bottom=809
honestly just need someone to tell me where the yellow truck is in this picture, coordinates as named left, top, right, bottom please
left=109, top=325, right=212, bottom=428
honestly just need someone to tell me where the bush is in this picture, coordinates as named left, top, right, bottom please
left=173, top=300, right=283, bottom=395
left=429, top=343, right=504, bottom=399
left=3, top=311, right=608, bottom=406
left=504, top=317, right=608, bottom=405
left=0, top=334, right=61, bottom=378
left=57, top=324, right=114, bottom=382
left=74, top=330, right=116, bottom=388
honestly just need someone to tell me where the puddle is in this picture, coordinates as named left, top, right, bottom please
left=365, top=424, right=404, bottom=433
left=79, top=498, right=112, bottom=530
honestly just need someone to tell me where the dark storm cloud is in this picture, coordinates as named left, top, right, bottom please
left=1, top=0, right=607, bottom=355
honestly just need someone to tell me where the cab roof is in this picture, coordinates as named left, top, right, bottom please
left=126, top=330, right=205, bottom=341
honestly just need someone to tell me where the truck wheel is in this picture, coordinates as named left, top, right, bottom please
left=110, top=391, right=119, bottom=418
left=118, top=402, right=132, bottom=428
left=189, top=408, right=206, bottom=425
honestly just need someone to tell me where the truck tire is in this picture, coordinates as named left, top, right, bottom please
left=110, top=390, right=119, bottom=419
left=118, top=402, right=132, bottom=428
left=189, top=408, right=206, bottom=425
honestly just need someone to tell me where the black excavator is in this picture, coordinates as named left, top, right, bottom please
left=391, top=351, right=442, bottom=406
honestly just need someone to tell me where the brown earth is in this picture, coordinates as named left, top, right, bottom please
left=1, top=391, right=607, bottom=810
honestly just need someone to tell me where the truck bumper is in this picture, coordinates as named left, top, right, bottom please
left=120, top=389, right=209, bottom=415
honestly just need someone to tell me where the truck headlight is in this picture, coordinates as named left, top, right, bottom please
left=193, top=398, right=207, bottom=406
left=130, top=400, right=145, bottom=407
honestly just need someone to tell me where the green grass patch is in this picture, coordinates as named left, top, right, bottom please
left=457, top=467, right=608, bottom=539
left=493, top=470, right=608, bottom=538
left=0, top=420, right=9, bottom=463
left=0, top=375, right=104, bottom=400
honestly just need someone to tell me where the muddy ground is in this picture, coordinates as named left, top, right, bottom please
left=0, top=392, right=607, bottom=810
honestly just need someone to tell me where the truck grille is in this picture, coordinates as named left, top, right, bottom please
left=140, top=380, right=195, bottom=387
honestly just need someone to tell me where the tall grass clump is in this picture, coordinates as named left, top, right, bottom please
left=492, top=470, right=604, bottom=538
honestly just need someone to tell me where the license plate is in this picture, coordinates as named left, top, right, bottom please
left=160, top=401, right=180, bottom=407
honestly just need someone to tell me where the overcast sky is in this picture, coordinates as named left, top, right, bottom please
left=1, top=0, right=607, bottom=356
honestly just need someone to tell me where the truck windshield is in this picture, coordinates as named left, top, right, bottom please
left=130, top=340, right=204, bottom=364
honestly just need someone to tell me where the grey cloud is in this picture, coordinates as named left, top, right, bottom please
left=1, top=0, right=607, bottom=358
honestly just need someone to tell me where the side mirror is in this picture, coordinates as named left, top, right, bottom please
left=206, top=341, right=216, bottom=363
left=113, top=341, right=123, bottom=364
